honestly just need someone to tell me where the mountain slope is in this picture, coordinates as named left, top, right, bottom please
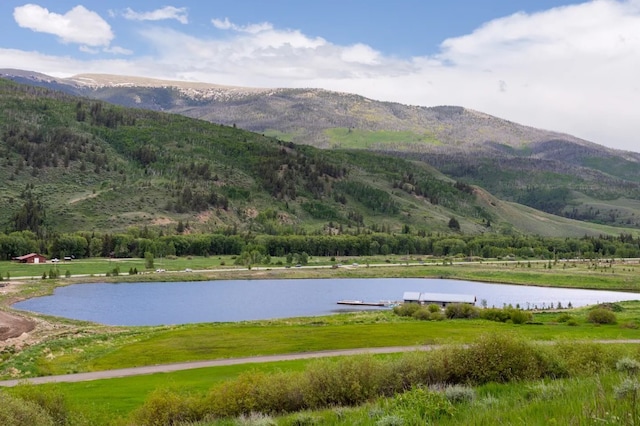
left=3, top=70, right=640, bottom=230
left=2, top=77, right=635, bottom=238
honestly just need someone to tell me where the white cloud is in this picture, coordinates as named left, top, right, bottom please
left=104, top=45, right=133, bottom=55
left=212, top=17, right=273, bottom=34
left=123, top=6, right=188, bottom=24
left=13, top=4, right=113, bottom=47
left=340, top=43, right=380, bottom=65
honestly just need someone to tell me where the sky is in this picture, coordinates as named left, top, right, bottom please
left=0, top=0, right=639, bottom=152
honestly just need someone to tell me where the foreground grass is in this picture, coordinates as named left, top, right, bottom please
left=268, top=373, right=637, bottom=426
left=8, top=335, right=640, bottom=425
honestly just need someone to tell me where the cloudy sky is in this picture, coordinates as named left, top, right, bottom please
left=1, top=1, right=639, bottom=152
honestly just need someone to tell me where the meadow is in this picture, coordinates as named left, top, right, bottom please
left=1, top=256, right=639, bottom=425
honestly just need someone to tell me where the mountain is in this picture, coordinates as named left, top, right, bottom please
left=2, top=69, right=640, bottom=231
left=0, top=77, right=506, bottom=236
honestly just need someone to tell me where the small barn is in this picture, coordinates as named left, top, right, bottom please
left=13, top=253, right=47, bottom=264
left=403, top=291, right=476, bottom=308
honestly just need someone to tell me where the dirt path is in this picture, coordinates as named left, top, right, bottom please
left=0, top=345, right=433, bottom=387
left=2, top=340, right=640, bottom=388
left=0, top=310, right=36, bottom=341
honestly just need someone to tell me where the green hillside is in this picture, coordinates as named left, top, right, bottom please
left=0, top=78, right=479, bottom=236
left=4, top=71, right=640, bottom=231
left=1, top=78, right=636, bottom=240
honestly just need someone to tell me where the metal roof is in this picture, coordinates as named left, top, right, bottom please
left=13, top=253, right=44, bottom=260
left=403, top=291, right=476, bottom=304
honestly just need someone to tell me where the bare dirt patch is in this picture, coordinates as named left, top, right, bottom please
left=152, top=217, right=175, bottom=226
left=0, top=310, right=35, bottom=341
left=197, top=210, right=212, bottom=223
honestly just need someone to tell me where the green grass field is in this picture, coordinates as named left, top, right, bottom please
left=2, top=258, right=640, bottom=425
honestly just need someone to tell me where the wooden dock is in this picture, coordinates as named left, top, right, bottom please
left=337, top=300, right=398, bottom=307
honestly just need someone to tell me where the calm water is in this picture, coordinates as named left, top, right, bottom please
left=13, top=278, right=640, bottom=326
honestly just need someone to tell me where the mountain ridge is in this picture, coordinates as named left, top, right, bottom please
left=0, top=69, right=613, bottom=152
left=2, top=69, right=640, bottom=230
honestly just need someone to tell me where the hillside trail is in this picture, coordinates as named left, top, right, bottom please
left=2, top=340, right=640, bottom=387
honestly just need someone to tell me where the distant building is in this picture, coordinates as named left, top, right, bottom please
left=403, top=291, right=476, bottom=308
left=12, top=253, right=47, bottom=264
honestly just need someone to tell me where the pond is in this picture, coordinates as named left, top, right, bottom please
left=13, top=278, right=639, bottom=326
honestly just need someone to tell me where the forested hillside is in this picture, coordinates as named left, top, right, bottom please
left=3, top=70, right=639, bottom=231
left=0, top=78, right=493, bottom=237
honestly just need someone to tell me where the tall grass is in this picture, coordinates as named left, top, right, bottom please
left=125, top=333, right=636, bottom=424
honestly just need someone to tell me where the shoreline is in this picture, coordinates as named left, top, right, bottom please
left=2, top=260, right=639, bottom=347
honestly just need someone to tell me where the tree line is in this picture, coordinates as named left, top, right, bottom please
left=1, top=228, right=639, bottom=261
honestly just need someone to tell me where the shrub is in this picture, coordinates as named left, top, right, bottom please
left=479, top=308, right=510, bottom=323
left=382, top=387, right=454, bottom=424
left=427, top=304, right=441, bottom=313
left=411, top=308, right=432, bottom=321
left=442, top=333, right=554, bottom=384
left=393, top=303, right=421, bottom=317
left=0, top=392, right=55, bottom=426
left=130, top=388, right=201, bottom=426
left=205, top=370, right=305, bottom=417
left=587, top=308, right=617, bottom=324
left=443, top=385, right=475, bottom=404
left=11, top=385, right=69, bottom=426
left=480, top=307, right=531, bottom=324
left=556, top=313, right=573, bottom=323
left=554, top=341, right=620, bottom=376
left=388, top=351, right=447, bottom=390
left=303, top=355, right=388, bottom=409
left=445, top=303, right=479, bottom=319
left=429, top=311, right=445, bottom=321
left=508, top=309, right=532, bottom=324
left=375, top=414, right=404, bottom=426
left=616, top=357, right=640, bottom=375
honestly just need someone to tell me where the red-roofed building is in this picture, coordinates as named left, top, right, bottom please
left=12, top=253, right=47, bottom=264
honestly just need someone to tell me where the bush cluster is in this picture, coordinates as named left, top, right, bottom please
left=479, top=307, right=533, bottom=324
left=128, top=334, right=633, bottom=424
left=587, top=308, right=617, bottom=324
left=394, top=303, right=534, bottom=324
left=445, top=303, right=479, bottom=319
left=0, top=385, right=74, bottom=426
left=393, top=303, right=446, bottom=321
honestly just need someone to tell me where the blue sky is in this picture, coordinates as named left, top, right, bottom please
left=1, top=1, right=639, bottom=152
